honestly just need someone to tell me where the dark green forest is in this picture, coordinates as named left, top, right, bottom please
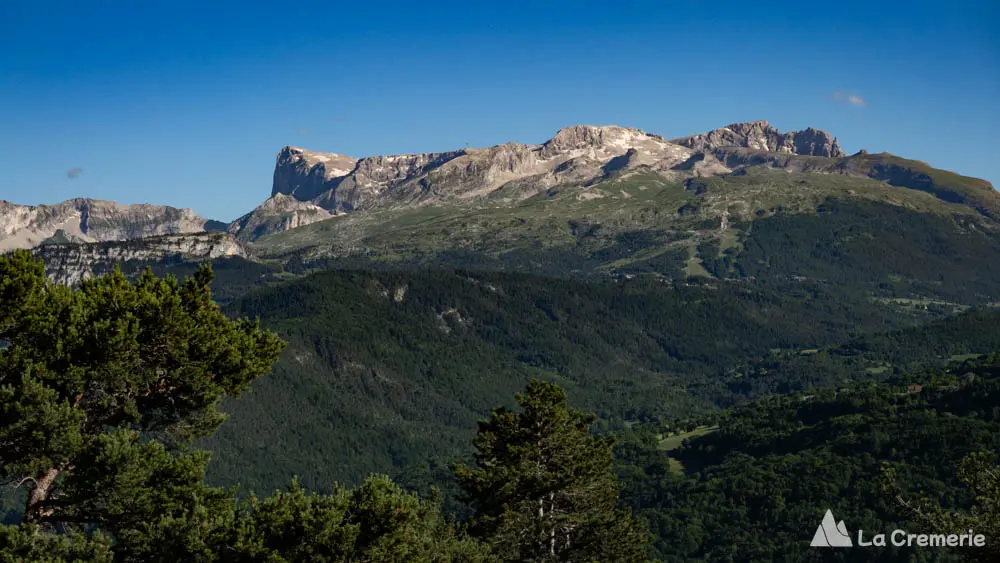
left=703, top=199, right=1000, bottom=304
left=616, top=354, right=1000, bottom=561
left=196, top=266, right=1000, bottom=494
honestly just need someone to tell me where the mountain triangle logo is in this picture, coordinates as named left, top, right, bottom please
left=811, top=509, right=853, bottom=547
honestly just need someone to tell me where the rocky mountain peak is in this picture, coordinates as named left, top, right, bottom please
left=541, top=125, right=664, bottom=156
left=272, top=146, right=359, bottom=201
left=673, top=121, right=844, bottom=158
left=261, top=125, right=691, bottom=226
left=227, top=192, right=336, bottom=241
left=722, top=120, right=772, bottom=134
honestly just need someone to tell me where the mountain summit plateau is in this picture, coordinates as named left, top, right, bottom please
left=231, top=121, right=872, bottom=241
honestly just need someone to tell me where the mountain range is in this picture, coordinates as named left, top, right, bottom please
left=237, top=119, right=995, bottom=244
left=4, top=119, right=997, bottom=286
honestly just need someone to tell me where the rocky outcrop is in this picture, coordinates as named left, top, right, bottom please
left=672, top=120, right=844, bottom=158
left=32, top=232, right=250, bottom=286
left=539, top=125, right=671, bottom=159
left=0, top=198, right=225, bottom=251
left=272, top=147, right=359, bottom=201
left=322, top=150, right=466, bottom=210
left=228, top=194, right=335, bottom=242
left=671, top=152, right=732, bottom=177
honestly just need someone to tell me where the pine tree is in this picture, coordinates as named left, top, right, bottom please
left=223, top=475, right=493, bottom=562
left=454, top=379, right=651, bottom=562
left=0, top=251, right=284, bottom=550
left=0, top=252, right=492, bottom=561
left=884, top=451, right=999, bottom=563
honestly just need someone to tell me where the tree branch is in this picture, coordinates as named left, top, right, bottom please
left=10, top=476, right=37, bottom=490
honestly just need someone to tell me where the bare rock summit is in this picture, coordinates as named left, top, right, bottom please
left=272, top=147, right=360, bottom=202
left=672, top=120, right=844, bottom=158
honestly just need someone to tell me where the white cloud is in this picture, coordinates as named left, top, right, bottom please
left=832, top=90, right=866, bottom=107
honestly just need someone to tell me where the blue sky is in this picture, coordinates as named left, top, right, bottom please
left=1, top=0, right=997, bottom=221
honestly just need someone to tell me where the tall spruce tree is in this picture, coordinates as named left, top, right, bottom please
left=454, top=379, right=651, bottom=562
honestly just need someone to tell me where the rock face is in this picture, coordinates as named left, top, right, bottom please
left=272, top=147, right=359, bottom=201
left=672, top=120, right=844, bottom=158
left=32, top=232, right=250, bottom=286
left=262, top=122, right=845, bottom=220
left=228, top=193, right=334, bottom=242
left=0, top=198, right=225, bottom=251
left=324, top=150, right=466, bottom=210
left=236, top=125, right=705, bottom=240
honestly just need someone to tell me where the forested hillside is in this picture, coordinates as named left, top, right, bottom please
left=0, top=251, right=652, bottom=561
left=616, top=353, right=1000, bottom=561
left=198, top=265, right=1000, bottom=494
left=4, top=249, right=1000, bottom=561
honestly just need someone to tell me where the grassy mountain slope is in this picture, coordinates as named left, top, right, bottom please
left=709, top=147, right=999, bottom=216
left=839, top=151, right=1000, bottom=217
left=251, top=166, right=1000, bottom=304
left=254, top=160, right=996, bottom=251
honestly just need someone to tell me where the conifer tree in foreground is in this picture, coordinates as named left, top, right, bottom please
left=0, top=250, right=285, bottom=558
left=0, top=252, right=491, bottom=562
left=454, top=379, right=652, bottom=562
left=224, top=475, right=492, bottom=562
left=884, top=450, right=999, bottom=563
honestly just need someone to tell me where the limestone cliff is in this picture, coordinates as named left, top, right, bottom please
left=671, top=120, right=844, bottom=157
left=0, top=198, right=225, bottom=251
left=228, top=193, right=334, bottom=242
left=258, top=122, right=844, bottom=234
left=32, top=232, right=250, bottom=285
left=271, top=147, right=359, bottom=201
